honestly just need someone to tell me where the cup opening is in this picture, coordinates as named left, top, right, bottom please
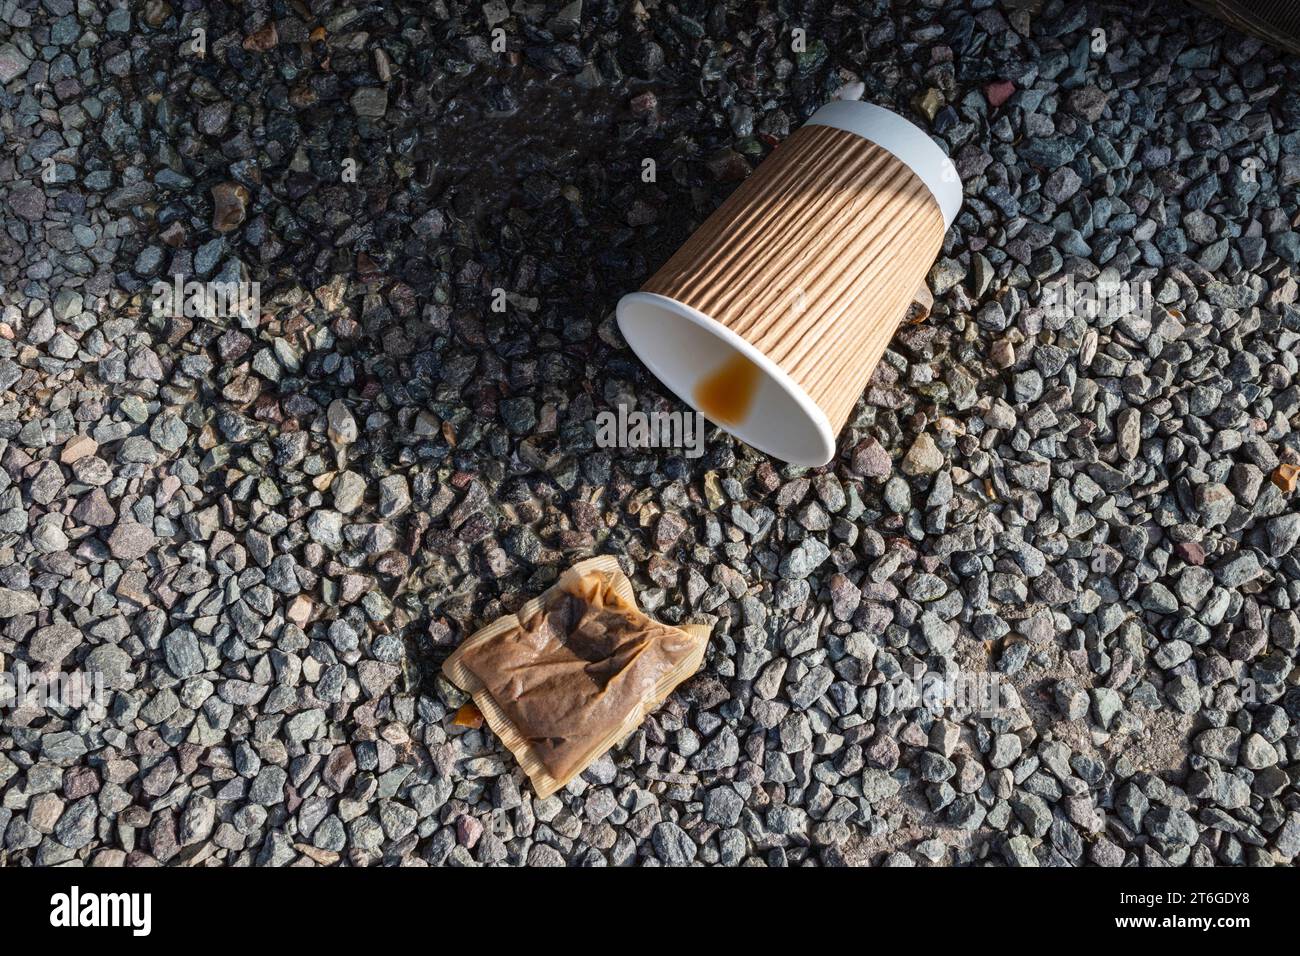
left=616, top=291, right=837, bottom=467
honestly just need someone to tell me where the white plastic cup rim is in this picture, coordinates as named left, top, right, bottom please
left=616, top=100, right=962, bottom=467
left=616, top=291, right=838, bottom=466
left=806, top=99, right=962, bottom=231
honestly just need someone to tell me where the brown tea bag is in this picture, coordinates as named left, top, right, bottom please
left=442, top=556, right=711, bottom=798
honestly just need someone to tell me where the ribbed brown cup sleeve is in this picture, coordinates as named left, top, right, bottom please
left=642, top=124, right=947, bottom=434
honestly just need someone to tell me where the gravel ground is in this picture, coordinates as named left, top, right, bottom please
left=2, top=0, right=1299, bottom=867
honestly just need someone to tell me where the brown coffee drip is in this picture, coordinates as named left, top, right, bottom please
left=693, top=351, right=761, bottom=426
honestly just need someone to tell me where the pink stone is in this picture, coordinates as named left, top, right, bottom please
left=985, top=80, right=1015, bottom=108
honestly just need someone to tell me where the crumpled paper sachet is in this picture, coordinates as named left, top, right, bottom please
left=442, top=555, right=712, bottom=798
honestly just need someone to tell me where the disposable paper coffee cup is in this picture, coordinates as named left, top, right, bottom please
left=617, top=100, right=962, bottom=466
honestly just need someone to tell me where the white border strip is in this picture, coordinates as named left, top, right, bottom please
left=806, top=100, right=962, bottom=231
